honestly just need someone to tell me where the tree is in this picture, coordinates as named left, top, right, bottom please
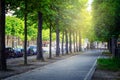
left=24, top=0, right=28, bottom=64
left=61, top=30, right=65, bottom=55
left=0, top=0, right=6, bottom=70
left=92, top=0, right=120, bottom=57
left=5, top=0, right=88, bottom=61
left=65, top=29, right=69, bottom=54
left=36, top=12, right=44, bottom=60
left=6, top=0, right=30, bottom=65
left=92, top=0, right=120, bottom=41
left=6, top=16, right=24, bottom=47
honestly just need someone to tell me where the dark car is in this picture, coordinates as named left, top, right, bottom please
left=5, top=47, right=14, bottom=58
left=14, top=48, right=23, bottom=57
left=27, top=45, right=37, bottom=55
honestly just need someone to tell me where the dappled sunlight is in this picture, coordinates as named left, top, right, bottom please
left=87, top=0, right=93, bottom=12
left=1, top=0, right=120, bottom=76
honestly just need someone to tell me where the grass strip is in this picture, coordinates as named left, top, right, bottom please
left=97, top=58, right=120, bottom=71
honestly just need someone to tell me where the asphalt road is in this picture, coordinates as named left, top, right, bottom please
left=4, top=50, right=101, bottom=80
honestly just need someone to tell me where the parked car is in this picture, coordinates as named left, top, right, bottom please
left=5, top=47, right=14, bottom=58
left=27, top=45, right=37, bottom=55
left=13, top=48, right=23, bottom=57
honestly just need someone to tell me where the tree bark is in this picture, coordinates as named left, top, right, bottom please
left=107, top=40, right=109, bottom=50
left=69, top=31, right=72, bottom=53
left=36, top=12, right=44, bottom=61
left=109, top=39, right=112, bottom=53
left=108, top=39, right=111, bottom=51
left=6, top=35, right=9, bottom=46
left=79, top=31, right=81, bottom=51
left=111, top=37, right=116, bottom=57
left=56, top=19, right=60, bottom=56
left=12, top=36, right=14, bottom=48
left=73, top=32, right=76, bottom=52
left=0, top=0, right=7, bottom=70
left=65, top=30, right=68, bottom=54
left=76, top=32, right=78, bottom=52
left=49, top=22, right=52, bottom=58
left=61, top=30, right=65, bottom=55
left=24, top=0, right=28, bottom=65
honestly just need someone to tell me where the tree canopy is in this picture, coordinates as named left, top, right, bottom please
left=92, top=0, right=120, bottom=41
left=6, top=16, right=24, bottom=39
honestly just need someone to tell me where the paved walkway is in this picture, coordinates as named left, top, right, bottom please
left=3, top=50, right=101, bottom=80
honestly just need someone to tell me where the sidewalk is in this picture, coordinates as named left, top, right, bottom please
left=0, top=53, right=76, bottom=79
left=1, top=50, right=101, bottom=80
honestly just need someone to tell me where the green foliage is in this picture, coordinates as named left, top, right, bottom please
left=80, top=9, right=95, bottom=42
left=27, top=23, right=37, bottom=40
left=92, top=0, right=120, bottom=41
left=42, top=29, right=49, bottom=41
left=42, top=29, right=57, bottom=41
left=6, top=0, right=90, bottom=42
left=6, top=16, right=24, bottom=39
left=97, top=58, right=120, bottom=71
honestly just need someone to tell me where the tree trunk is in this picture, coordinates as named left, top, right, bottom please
left=111, top=37, right=118, bottom=57
left=65, top=30, right=68, bottom=54
left=76, top=32, right=78, bottom=52
left=36, top=12, right=44, bottom=61
left=0, top=0, right=7, bottom=70
left=108, top=40, right=111, bottom=51
left=56, top=20, right=60, bottom=56
left=10, top=36, right=12, bottom=47
left=69, top=31, right=72, bottom=53
left=24, top=0, right=28, bottom=65
left=79, top=31, right=81, bottom=51
left=109, top=39, right=112, bottom=53
left=5, top=35, right=6, bottom=46
left=6, top=35, right=9, bottom=46
left=111, top=37, right=116, bottom=57
left=107, top=40, right=109, bottom=50
left=12, top=36, right=14, bottom=48
left=11, top=17, right=16, bottom=47
left=49, top=22, right=52, bottom=58
left=73, top=32, right=76, bottom=52
left=61, top=30, right=65, bottom=55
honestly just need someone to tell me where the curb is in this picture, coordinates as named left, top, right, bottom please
left=84, top=56, right=100, bottom=80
